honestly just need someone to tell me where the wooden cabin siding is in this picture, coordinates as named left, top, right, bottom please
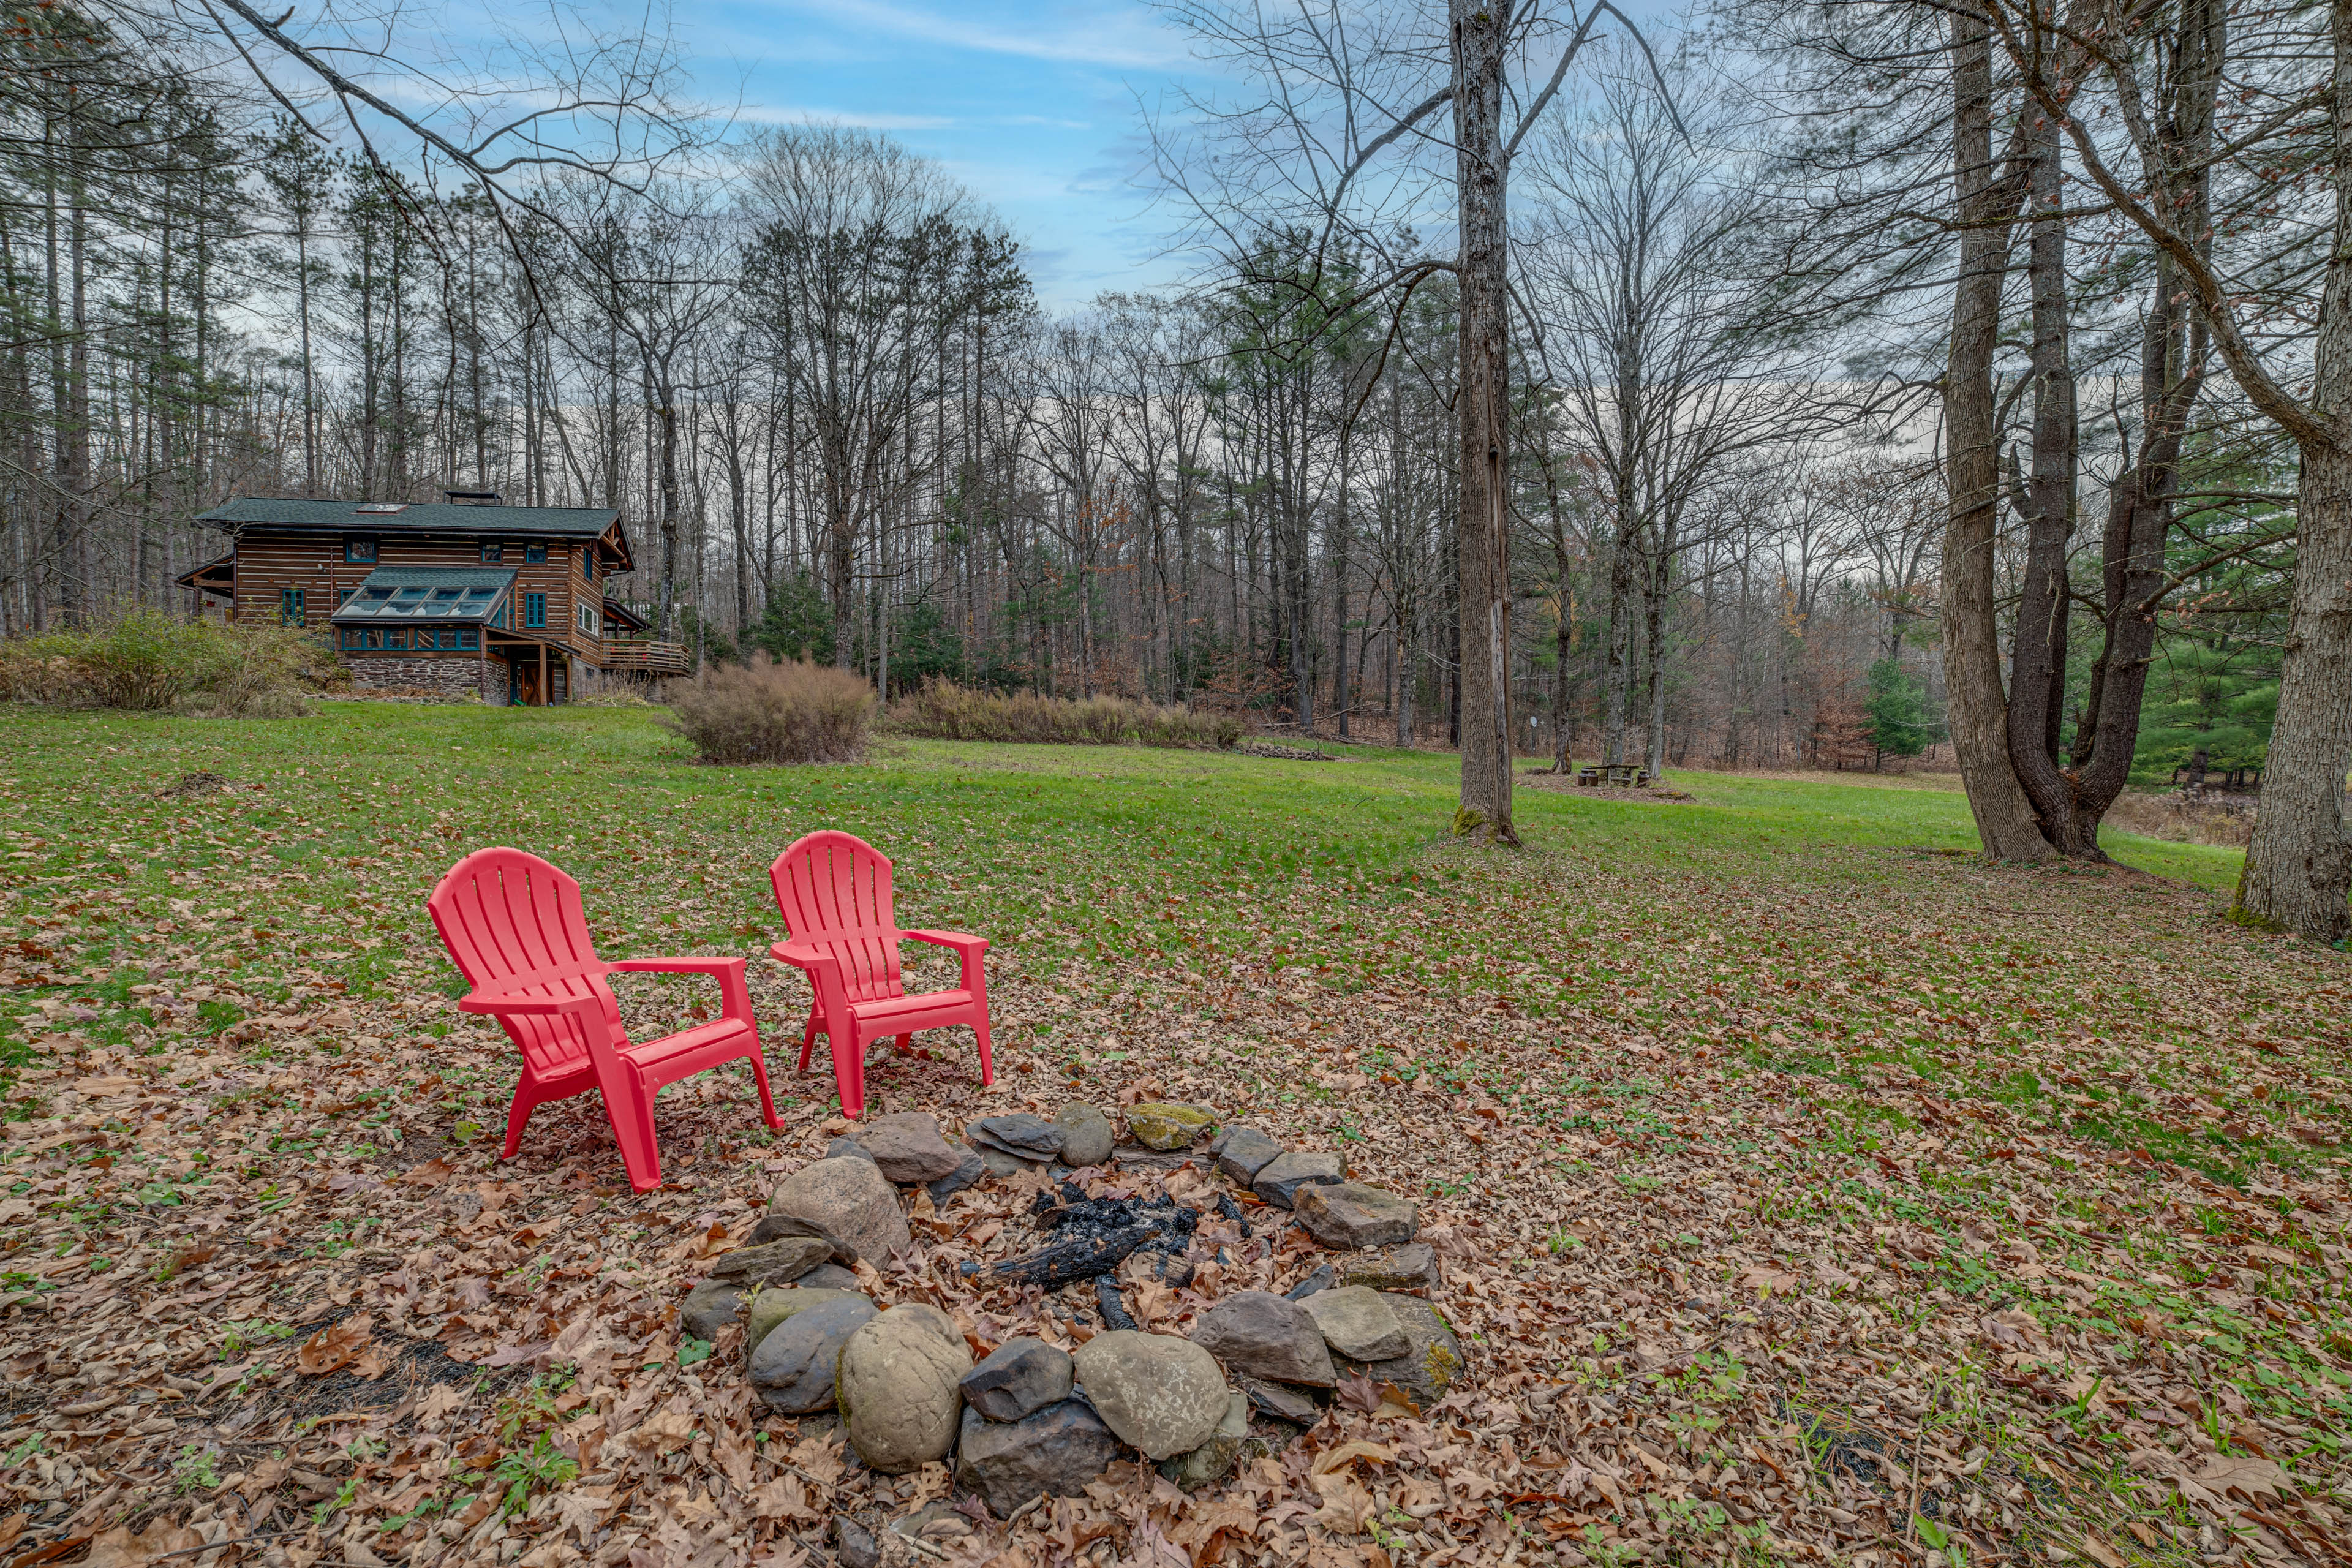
left=228, top=529, right=606, bottom=665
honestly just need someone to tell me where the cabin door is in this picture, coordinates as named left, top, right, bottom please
left=513, top=658, right=543, bottom=707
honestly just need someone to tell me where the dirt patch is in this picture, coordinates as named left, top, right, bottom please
left=1518, top=772, right=1694, bottom=802
left=156, top=771, right=234, bottom=799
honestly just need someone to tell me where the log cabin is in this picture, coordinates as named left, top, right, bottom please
left=178, top=494, right=690, bottom=704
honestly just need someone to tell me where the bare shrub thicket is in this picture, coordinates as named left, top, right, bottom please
left=663, top=657, right=873, bottom=765
left=0, top=611, right=336, bottom=714
left=2103, top=791, right=2258, bottom=848
left=886, top=680, right=1241, bottom=750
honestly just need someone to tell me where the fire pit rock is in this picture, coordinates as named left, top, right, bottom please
left=837, top=1303, right=971, bottom=1472
left=1340, top=1243, right=1440, bottom=1292
left=1293, top=1182, right=1420, bottom=1250
left=956, top=1398, right=1121, bottom=1517
left=767, top=1159, right=908, bottom=1265
left=1253, top=1150, right=1346, bottom=1209
left=1333, top=1292, right=1465, bottom=1409
left=1071, top=1330, right=1231, bottom=1461
left=960, top=1335, right=1074, bottom=1423
left=680, top=1280, right=748, bottom=1342
left=1189, top=1290, right=1336, bottom=1387
left=1052, top=1102, right=1115, bottom=1167
left=1126, top=1102, right=1217, bottom=1150
left=857, top=1112, right=966, bottom=1185
left=749, top=1291, right=876, bottom=1413
left=1300, top=1286, right=1411, bottom=1361
left=1159, top=1391, right=1251, bottom=1490
left=968, top=1114, right=1065, bottom=1162
left=1213, top=1126, right=1284, bottom=1183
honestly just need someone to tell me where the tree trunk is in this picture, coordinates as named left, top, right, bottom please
left=1941, top=12, right=2054, bottom=861
left=1451, top=0, right=1517, bottom=840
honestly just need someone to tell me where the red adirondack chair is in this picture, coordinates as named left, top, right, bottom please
left=767, top=831, right=993, bottom=1119
left=427, top=847, right=782, bottom=1191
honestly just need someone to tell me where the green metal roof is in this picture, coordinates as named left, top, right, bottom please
left=330, top=566, right=516, bottom=627
left=198, top=497, right=620, bottom=537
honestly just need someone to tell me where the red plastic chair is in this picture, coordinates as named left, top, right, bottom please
left=427, top=847, right=782, bottom=1191
left=767, top=831, right=993, bottom=1119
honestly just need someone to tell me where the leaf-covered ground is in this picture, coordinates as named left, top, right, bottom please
left=0, top=704, right=2344, bottom=1568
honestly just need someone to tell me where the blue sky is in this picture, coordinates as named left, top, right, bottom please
left=701, top=0, right=1203, bottom=306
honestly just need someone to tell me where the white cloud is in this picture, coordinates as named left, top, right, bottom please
left=772, top=0, right=1189, bottom=69
left=732, top=102, right=957, bottom=129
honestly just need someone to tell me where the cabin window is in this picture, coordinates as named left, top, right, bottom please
left=492, top=601, right=509, bottom=629
left=525, top=543, right=548, bottom=564
left=481, top=543, right=503, bottom=564
left=524, top=592, right=546, bottom=628
left=345, top=537, right=377, bottom=564
left=279, top=588, right=305, bottom=626
left=341, top=628, right=364, bottom=649
left=458, top=628, right=480, bottom=650
left=578, top=603, right=600, bottom=636
left=385, top=630, right=407, bottom=650
left=582, top=551, right=596, bottom=583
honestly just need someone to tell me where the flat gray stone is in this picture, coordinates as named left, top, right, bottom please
left=1158, top=1392, right=1250, bottom=1490
left=747, top=1285, right=869, bottom=1357
left=1340, top=1243, right=1439, bottom=1292
left=1294, top=1182, right=1420, bottom=1250
left=745, top=1210, right=860, bottom=1266
left=1253, top=1150, right=1346, bottom=1210
left=1237, top=1374, right=1322, bottom=1425
left=860, top=1112, right=965, bottom=1185
left=960, top=1336, right=1073, bottom=1423
left=969, top=1114, right=1064, bottom=1159
left=1052, top=1102, right=1115, bottom=1168
left=1301, top=1286, right=1411, bottom=1360
left=977, top=1146, right=1041, bottom=1179
left=927, top=1147, right=988, bottom=1205
left=1214, top=1126, right=1284, bottom=1184
left=1333, top=1293, right=1464, bottom=1410
left=837, top=1303, right=971, bottom=1473
left=1283, top=1266, right=1334, bottom=1302
left=706, top=1235, right=834, bottom=1287
left=769, top=1157, right=910, bottom=1266
left=826, top=1134, right=877, bottom=1163
left=954, top=1400, right=1119, bottom=1518
left=748, top=1291, right=876, bottom=1412
left=1126, top=1102, right=1216, bottom=1150
left=796, top=1262, right=862, bottom=1292
left=1189, top=1290, right=1335, bottom=1387
left=680, top=1280, right=748, bottom=1343
left=1070, top=1331, right=1229, bottom=1461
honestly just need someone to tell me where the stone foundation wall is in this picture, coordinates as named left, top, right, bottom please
left=349, top=654, right=488, bottom=700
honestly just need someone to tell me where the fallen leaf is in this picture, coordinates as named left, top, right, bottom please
left=1310, top=1441, right=1398, bottom=1477
left=296, top=1313, right=374, bottom=1376
left=2188, top=1453, right=2291, bottom=1502
left=1737, top=1262, right=1801, bottom=1295
left=1309, top=1472, right=1374, bottom=1534
left=627, top=1409, right=696, bottom=1455
left=399, top=1157, right=454, bottom=1186
left=82, top=1522, right=203, bottom=1568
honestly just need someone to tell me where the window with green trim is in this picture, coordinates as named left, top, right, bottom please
left=524, top=592, right=546, bottom=628
left=345, top=537, right=377, bottom=564
left=279, top=588, right=305, bottom=626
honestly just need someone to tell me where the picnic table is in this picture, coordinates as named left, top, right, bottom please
left=1575, top=763, right=1653, bottom=788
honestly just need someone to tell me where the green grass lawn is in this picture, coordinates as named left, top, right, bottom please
left=1, top=701, right=2345, bottom=1567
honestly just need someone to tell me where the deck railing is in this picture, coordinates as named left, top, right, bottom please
left=600, top=638, right=691, bottom=674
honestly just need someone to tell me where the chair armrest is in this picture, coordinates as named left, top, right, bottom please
left=609, top=956, right=753, bottom=1025
left=771, top=942, right=854, bottom=1025
left=458, top=987, right=606, bottom=1017
left=903, top=929, right=988, bottom=991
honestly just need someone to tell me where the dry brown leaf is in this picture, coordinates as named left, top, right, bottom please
left=82, top=1521, right=203, bottom=1568
left=1310, top=1441, right=1397, bottom=1477
left=1309, top=1472, right=1374, bottom=1534
left=627, top=1409, right=696, bottom=1455
left=1736, top=1262, right=1800, bottom=1295
left=399, top=1157, right=454, bottom=1186
left=2188, top=1453, right=2291, bottom=1502
left=0, top=1512, right=25, bottom=1558
left=296, top=1313, right=373, bottom=1376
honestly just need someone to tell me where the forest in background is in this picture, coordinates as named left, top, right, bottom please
left=0, top=0, right=2305, bottom=791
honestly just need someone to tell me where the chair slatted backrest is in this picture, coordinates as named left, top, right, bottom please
left=769, top=832, right=903, bottom=1003
left=428, top=848, right=618, bottom=1076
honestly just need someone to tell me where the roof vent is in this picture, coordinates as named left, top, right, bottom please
left=355, top=503, right=408, bottom=514
left=445, top=489, right=503, bottom=505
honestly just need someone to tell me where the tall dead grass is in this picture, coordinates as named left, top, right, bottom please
left=663, top=655, right=873, bottom=764
left=885, top=679, right=1241, bottom=750
left=2103, top=790, right=2256, bottom=848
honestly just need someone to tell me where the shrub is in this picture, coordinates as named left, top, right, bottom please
left=0, top=611, right=337, bottom=712
left=663, top=655, right=873, bottom=764
left=885, top=679, right=1241, bottom=750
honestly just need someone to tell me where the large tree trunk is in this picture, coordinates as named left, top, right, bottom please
left=1452, top=0, right=1517, bottom=842
left=1942, top=12, right=2054, bottom=861
left=2232, top=1, right=2352, bottom=941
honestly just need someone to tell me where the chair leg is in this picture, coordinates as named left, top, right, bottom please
left=603, top=1074, right=663, bottom=1193
left=746, top=1043, right=785, bottom=1130
left=896, top=1033, right=914, bottom=1054
left=831, top=1021, right=865, bottom=1120
left=797, top=1012, right=819, bottom=1073
left=971, top=1009, right=993, bottom=1087
left=503, top=1079, right=540, bottom=1158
